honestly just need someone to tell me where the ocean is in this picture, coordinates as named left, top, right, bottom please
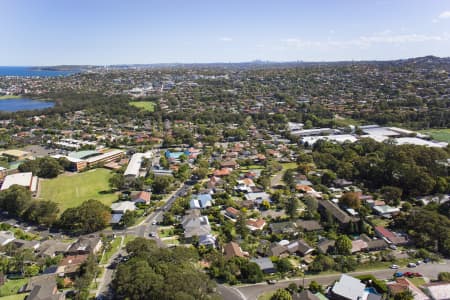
left=0, top=66, right=78, bottom=77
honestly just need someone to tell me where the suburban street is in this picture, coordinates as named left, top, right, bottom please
left=230, top=260, right=450, bottom=300
left=94, top=182, right=191, bottom=299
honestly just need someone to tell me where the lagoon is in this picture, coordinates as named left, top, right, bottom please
left=0, top=98, right=54, bottom=112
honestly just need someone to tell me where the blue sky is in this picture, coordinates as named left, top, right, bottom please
left=1, top=0, right=450, bottom=65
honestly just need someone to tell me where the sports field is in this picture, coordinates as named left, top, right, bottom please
left=39, top=168, right=117, bottom=212
left=129, top=101, right=155, bottom=112
left=420, top=128, right=450, bottom=143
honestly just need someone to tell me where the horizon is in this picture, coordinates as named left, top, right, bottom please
left=1, top=0, right=450, bottom=65
left=0, top=54, right=448, bottom=68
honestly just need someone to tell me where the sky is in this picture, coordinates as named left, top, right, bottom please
left=1, top=0, right=450, bottom=65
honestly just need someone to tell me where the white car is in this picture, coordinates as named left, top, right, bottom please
left=408, top=262, right=417, bottom=268
left=390, top=264, right=399, bottom=269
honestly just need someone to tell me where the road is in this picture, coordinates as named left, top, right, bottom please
left=234, top=260, right=450, bottom=300
left=94, top=182, right=191, bottom=299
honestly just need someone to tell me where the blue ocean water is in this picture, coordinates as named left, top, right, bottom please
left=0, top=98, right=54, bottom=112
left=0, top=66, right=77, bottom=77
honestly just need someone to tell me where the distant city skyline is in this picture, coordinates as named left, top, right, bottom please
left=1, top=0, right=450, bottom=66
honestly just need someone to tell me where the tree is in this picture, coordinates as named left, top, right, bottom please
left=380, top=186, right=403, bottom=205
left=240, top=261, right=264, bottom=283
left=270, top=289, right=292, bottom=300
left=152, top=176, right=173, bottom=194
left=277, top=258, right=294, bottom=273
left=309, top=281, right=322, bottom=293
left=335, top=235, right=352, bottom=255
left=0, top=185, right=32, bottom=217
left=236, top=212, right=249, bottom=239
left=23, top=200, right=59, bottom=226
left=303, top=195, right=318, bottom=219
left=438, top=272, right=450, bottom=282
left=394, top=290, right=414, bottom=300
left=121, top=210, right=137, bottom=227
left=109, top=173, right=125, bottom=190
left=339, top=192, right=361, bottom=209
left=286, top=197, right=299, bottom=220
left=58, top=199, right=111, bottom=234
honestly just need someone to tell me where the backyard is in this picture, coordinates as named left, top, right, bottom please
left=38, top=168, right=117, bottom=212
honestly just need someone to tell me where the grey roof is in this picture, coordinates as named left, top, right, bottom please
left=287, top=239, right=314, bottom=256
left=181, top=211, right=211, bottom=238
left=250, top=257, right=275, bottom=272
left=319, top=200, right=359, bottom=224
left=317, top=238, right=335, bottom=254
left=296, top=220, right=323, bottom=231
left=331, top=274, right=366, bottom=300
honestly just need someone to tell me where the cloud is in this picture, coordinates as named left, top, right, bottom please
left=219, top=37, right=232, bottom=42
left=438, top=11, right=450, bottom=19
left=281, top=32, right=449, bottom=50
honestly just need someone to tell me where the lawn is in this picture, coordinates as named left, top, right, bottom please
left=420, top=128, right=450, bottom=143
left=0, top=294, right=28, bottom=300
left=408, top=277, right=426, bottom=287
left=0, top=95, right=21, bottom=100
left=258, top=290, right=276, bottom=300
left=129, top=101, right=155, bottom=112
left=281, top=162, right=298, bottom=170
left=0, top=279, right=27, bottom=297
left=38, top=168, right=117, bottom=212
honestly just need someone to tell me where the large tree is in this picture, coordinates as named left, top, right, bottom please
left=58, top=199, right=111, bottom=234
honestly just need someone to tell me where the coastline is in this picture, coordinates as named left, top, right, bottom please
left=0, top=95, right=21, bottom=100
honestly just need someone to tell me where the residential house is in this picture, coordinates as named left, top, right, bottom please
left=296, top=220, right=323, bottom=232
left=246, top=218, right=266, bottom=231
left=181, top=210, right=211, bottom=239
left=213, top=168, right=232, bottom=177
left=0, top=231, right=15, bottom=246
left=189, top=194, right=213, bottom=209
left=12, top=239, right=40, bottom=251
left=220, top=160, right=239, bottom=169
left=111, top=201, right=136, bottom=214
left=57, top=254, right=89, bottom=277
left=372, top=205, right=400, bottom=217
left=245, top=192, right=270, bottom=205
left=251, top=257, right=276, bottom=274
left=223, top=241, right=248, bottom=260
left=37, top=240, right=71, bottom=257
left=374, top=226, right=408, bottom=245
left=360, top=234, right=388, bottom=251
left=199, top=234, right=216, bottom=248
left=329, top=274, right=366, bottom=300
left=21, top=274, right=65, bottom=300
left=130, top=191, right=151, bottom=204
left=68, top=236, right=102, bottom=255
left=270, top=221, right=297, bottom=234
left=318, top=200, right=360, bottom=230
left=317, top=238, right=335, bottom=254
left=423, top=282, right=450, bottom=300
left=225, top=207, right=240, bottom=220
left=388, top=278, right=430, bottom=300
left=287, top=239, right=314, bottom=256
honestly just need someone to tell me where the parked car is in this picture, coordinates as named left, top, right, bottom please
left=394, top=272, right=404, bottom=277
left=267, top=279, right=277, bottom=284
left=407, top=262, right=417, bottom=268
left=390, top=264, right=400, bottom=269
left=423, top=258, right=431, bottom=263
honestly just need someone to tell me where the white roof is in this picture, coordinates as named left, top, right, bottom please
left=425, top=283, right=450, bottom=300
left=124, top=152, right=152, bottom=177
left=110, top=201, right=136, bottom=213
left=1, top=172, right=33, bottom=190
left=332, top=274, right=366, bottom=300
left=395, top=137, right=447, bottom=148
left=301, top=134, right=358, bottom=145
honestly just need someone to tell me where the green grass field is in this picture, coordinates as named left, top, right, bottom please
left=129, top=101, right=155, bottom=112
left=420, top=128, right=450, bottom=143
left=0, top=279, right=27, bottom=297
left=100, top=237, right=122, bottom=264
left=39, top=168, right=117, bottom=212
